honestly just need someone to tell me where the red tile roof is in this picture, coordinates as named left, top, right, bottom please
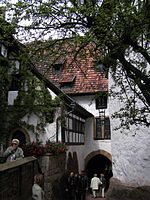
left=36, top=57, right=108, bottom=95
left=30, top=41, right=108, bottom=95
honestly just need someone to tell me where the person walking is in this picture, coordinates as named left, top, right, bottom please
left=79, top=171, right=88, bottom=200
left=74, top=173, right=81, bottom=200
left=99, top=173, right=106, bottom=198
left=3, top=139, right=24, bottom=162
left=90, top=173, right=102, bottom=198
left=66, top=171, right=76, bottom=200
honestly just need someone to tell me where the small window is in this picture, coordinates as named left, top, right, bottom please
left=9, top=74, right=20, bottom=91
left=95, top=117, right=111, bottom=140
left=94, top=62, right=105, bottom=72
left=8, top=60, right=20, bottom=74
left=60, top=75, right=76, bottom=89
left=95, top=94, right=107, bottom=109
left=60, top=82, right=74, bottom=89
left=53, top=63, right=63, bottom=74
left=94, top=61, right=108, bottom=77
left=53, top=58, right=65, bottom=74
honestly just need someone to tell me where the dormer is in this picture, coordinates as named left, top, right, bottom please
left=59, top=75, right=76, bottom=89
left=94, top=61, right=108, bottom=78
left=53, top=58, right=65, bottom=75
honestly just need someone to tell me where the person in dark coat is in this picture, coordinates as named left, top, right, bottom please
left=66, top=172, right=76, bottom=200
left=78, top=171, right=88, bottom=200
left=74, top=173, right=80, bottom=200
left=99, top=173, right=106, bottom=198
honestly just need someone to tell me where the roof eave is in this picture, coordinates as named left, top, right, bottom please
left=29, top=63, right=93, bottom=119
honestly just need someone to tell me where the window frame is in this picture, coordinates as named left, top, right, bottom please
left=94, top=117, right=111, bottom=140
left=9, top=74, right=21, bottom=91
left=95, top=93, right=108, bottom=109
left=62, top=114, right=85, bottom=145
left=53, top=63, right=63, bottom=74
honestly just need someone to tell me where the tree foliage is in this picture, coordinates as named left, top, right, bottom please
left=2, top=0, right=150, bottom=127
left=0, top=21, right=60, bottom=142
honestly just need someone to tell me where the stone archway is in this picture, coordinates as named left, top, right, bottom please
left=85, top=150, right=112, bottom=168
left=8, top=128, right=30, bottom=146
left=85, top=150, right=113, bottom=191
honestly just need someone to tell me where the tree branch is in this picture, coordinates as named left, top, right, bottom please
left=129, top=39, right=150, bottom=65
left=116, top=52, right=150, bottom=106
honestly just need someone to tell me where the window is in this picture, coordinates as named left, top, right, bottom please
left=53, top=63, right=63, bottom=74
left=95, top=93, right=107, bottom=109
left=94, top=61, right=108, bottom=78
left=8, top=60, right=20, bottom=91
left=60, top=75, right=76, bottom=89
left=9, top=60, right=20, bottom=74
left=60, top=82, right=74, bottom=89
left=95, top=117, right=111, bottom=140
left=62, top=115, right=85, bottom=145
left=53, top=58, right=65, bottom=74
left=9, top=74, right=20, bottom=91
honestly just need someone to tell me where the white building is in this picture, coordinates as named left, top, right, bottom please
left=33, top=46, right=112, bottom=187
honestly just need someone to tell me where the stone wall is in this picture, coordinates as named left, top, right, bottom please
left=0, top=157, right=39, bottom=200
left=38, top=153, right=67, bottom=200
left=106, top=178, right=150, bottom=200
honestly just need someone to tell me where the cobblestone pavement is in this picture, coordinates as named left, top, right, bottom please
left=86, top=193, right=108, bottom=200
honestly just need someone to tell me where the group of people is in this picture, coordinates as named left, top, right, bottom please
left=66, top=171, right=88, bottom=200
left=3, top=139, right=106, bottom=200
left=90, top=173, right=106, bottom=198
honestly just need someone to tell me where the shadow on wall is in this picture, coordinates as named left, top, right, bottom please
left=67, top=151, right=79, bottom=173
left=52, top=171, right=69, bottom=200
left=52, top=151, right=79, bottom=200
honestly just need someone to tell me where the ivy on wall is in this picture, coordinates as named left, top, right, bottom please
left=0, top=54, right=60, bottom=142
left=0, top=19, right=63, bottom=143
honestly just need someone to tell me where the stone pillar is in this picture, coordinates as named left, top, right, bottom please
left=39, top=153, right=66, bottom=200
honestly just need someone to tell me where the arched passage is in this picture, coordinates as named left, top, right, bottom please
left=85, top=150, right=113, bottom=190
left=9, top=128, right=30, bottom=147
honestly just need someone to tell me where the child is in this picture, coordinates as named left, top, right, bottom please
left=32, top=174, right=44, bottom=200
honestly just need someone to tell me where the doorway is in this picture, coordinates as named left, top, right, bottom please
left=12, top=130, right=27, bottom=147
left=86, top=154, right=113, bottom=191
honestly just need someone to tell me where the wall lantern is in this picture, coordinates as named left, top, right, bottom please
left=0, top=43, right=8, bottom=57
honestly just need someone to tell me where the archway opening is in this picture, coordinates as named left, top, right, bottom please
left=86, top=154, right=113, bottom=191
left=12, top=130, right=26, bottom=147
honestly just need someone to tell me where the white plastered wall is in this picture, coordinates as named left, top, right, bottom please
left=109, top=72, right=150, bottom=186
left=68, top=95, right=111, bottom=173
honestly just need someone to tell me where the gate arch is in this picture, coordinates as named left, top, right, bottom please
left=85, top=150, right=112, bottom=191
left=8, top=128, right=30, bottom=146
left=85, top=149, right=112, bottom=168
